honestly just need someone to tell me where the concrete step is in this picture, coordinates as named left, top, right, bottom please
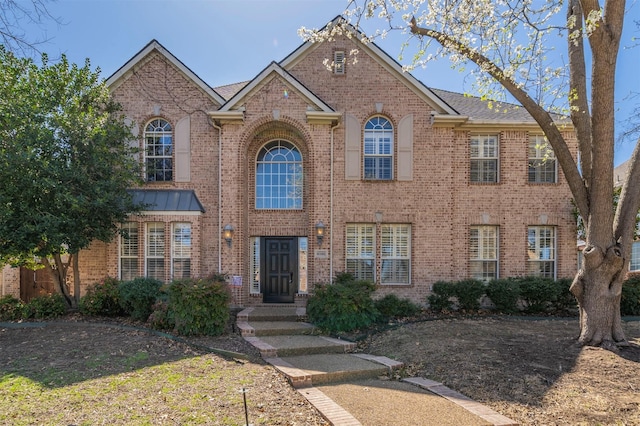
left=265, top=353, right=404, bottom=388
left=244, top=335, right=355, bottom=358
left=237, top=306, right=306, bottom=322
left=237, top=320, right=316, bottom=337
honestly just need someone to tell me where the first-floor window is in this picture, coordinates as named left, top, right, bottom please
left=346, top=224, right=375, bottom=281
left=250, top=238, right=261, bottom=294
left=470, top=226, right=498, bottom=281
left=172, top=223, right=191, bottom=279
left=120, top=222, right=139, bottom=281
left=381, top=224, right=411, bottom=284
left=527, top=226, right=556, bottom=279
left=146, top=223, right=165, bottom=281
left=630, top=242, right=640, bottom=271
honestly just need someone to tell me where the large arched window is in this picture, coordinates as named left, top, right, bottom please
left=364, top=116, right=393, bottom=180
left=256, top=140, right=303, bottom=209
left=145, top=119, right=173, bottom=182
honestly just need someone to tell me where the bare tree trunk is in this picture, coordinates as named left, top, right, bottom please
left=570, top=243, right=627, bottom=347
left=42, top=255, right=74, bottom=309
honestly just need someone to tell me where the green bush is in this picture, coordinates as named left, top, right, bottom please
left=168, top=276, right=231, bottom=336
left=518, top=277, right=560, bottom=313
left=80, top=277, right=125, bottom=317
left=486, top=278, right=521, bottom=313
left=307, top=273, right=379, bottom=333
left=427, top=281, right=455, bottom=312
left=147, top=300, right=175, bottom=331
left=23, top=293, right=67, bottom=319
left=119, top=277, right=163, bottom=321
left=554, top=278, right=577, bottom=313
left=0, top=295, right=25, bottom=321
left=453, top=279, right=486, bottom=311
left=374, top=294, right=420, bottom=321
left=621, top=275, right=640, bottom=316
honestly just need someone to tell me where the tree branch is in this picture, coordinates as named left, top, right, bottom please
left=409, top=17, right=590, bottom=218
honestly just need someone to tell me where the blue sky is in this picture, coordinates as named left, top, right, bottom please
left=25, top=0, right=638, bottom=165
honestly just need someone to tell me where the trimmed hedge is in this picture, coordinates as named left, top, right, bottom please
left=307, top=273, right=380, bottom=333
left=23, top=293, right=67, bottom=319
left=374, top=294, right=420, bottom=321
left=0, top=295, right=24, bottom=321
left=119, top=277, right=163, bottom=321
left=80, top=277, right=125, bottom=317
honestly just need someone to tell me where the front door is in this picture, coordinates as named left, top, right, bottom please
left=262, top=237, right=297, bottom=303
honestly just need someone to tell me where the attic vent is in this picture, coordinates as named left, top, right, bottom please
left=334, top=51, right=345, bottom=75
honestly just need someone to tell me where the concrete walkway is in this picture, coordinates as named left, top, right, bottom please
left=237, top=307, right=517, bottom=426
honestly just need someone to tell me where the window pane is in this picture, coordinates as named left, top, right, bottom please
left=172, top=223, right=191, bottom=279
left=120, top=222, right=138, bottom=280
left=363, top=117, right=393, bottom=180
left=527, top=226, right=556, bottom=279
left=144, top=119, right=173, bottom=182
left=631, top=242, right=640, bottom=271
left=256, top=140, right=303, bottom=209
left=381, top=224, right=411, bottom=284
left=470, top=226, right=498, bottom=281
left=346, top=224, right=375, bottom=281
left=147, top=223, right=165, bottom=281
left=470, top=135, right=498, bottom=183
left=528, top=136, right=556, bottom=183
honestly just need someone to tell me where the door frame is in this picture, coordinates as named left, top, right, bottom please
left=261, top=236, right=298, bottom=303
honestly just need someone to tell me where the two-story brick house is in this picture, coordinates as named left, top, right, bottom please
left=1, top=17, right=577, bottom=307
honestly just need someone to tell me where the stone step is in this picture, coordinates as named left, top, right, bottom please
left=237, top=320, right=316, bottom=337
left=237, top=306, right=306, bottom=322
left=244, top=335, right=355, bottom=358
left=265, top=353, right=404, bottom=388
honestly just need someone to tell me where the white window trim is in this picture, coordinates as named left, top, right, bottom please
left=363, top=117, right=394, bottom=181
left=145, top=222, right=165, bottom=281
left=171, top=222, right=191, bottom=279
left=528, top=135, right=557, bottom=184
left=527, top=226, right=556, bottom=279
left=470, top=134, right=499, bottom=183
left=144, top=118, right=173, bottom=182
left=119, top=222, right=139, bottom=281
left=470, top=225, right=499, bottom=281
left=380, top=224, right=411, bottom=285
left=346, top=224, right=376, bottom=282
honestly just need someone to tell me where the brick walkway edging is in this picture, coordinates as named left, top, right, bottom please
left=403, top=377, right=518, bottom=426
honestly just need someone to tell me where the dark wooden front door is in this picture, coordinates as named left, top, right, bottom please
left=262, top=237, right=297, bottom=303
left=20, top=267, right=54, bottom=302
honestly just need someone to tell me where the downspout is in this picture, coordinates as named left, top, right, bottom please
left=330, top=120, right=339, bottom=280
left=212, top=119, right=223, bottom=272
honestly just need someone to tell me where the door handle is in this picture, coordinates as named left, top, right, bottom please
left=289, top=272, right=293, bottom=283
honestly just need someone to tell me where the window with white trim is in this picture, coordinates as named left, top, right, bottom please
left=346, top=224, right=375, bottom=281
left=256, top=140, right=303, bottom=209
left=528, top=135, right=556, bottom=183
left=171, top=223, right=191, bottom=279
left=145, top=119, right=173, bottom=182
left=527, top=226, right=556, bottom=278
left=146, top=223, right=165, bottom=281
left=470, top=135, right=499, bottom=183
left=381, top=224, right=411, bottom=284
left=120, top=222, right=139, bottom=281
left=470, top=226, right=498, bottom=281
left=364, top=117, right=393, bottom=180
left=334, top=50, right=345, bottom=74
left=630, top=242, right=640, bottom=271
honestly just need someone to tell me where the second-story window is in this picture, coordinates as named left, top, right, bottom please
left=470, top=134, right=499, bottom=183
left=529, top=135, right=557, bottom=183
left=145, top=119, right=173, bottom=182
left=364, top=116, right=393, bottom=180
left=256, top=140, right=303, bottom=209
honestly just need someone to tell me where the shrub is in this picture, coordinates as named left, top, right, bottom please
left=518, top=277, right=560, bottom=313
left=453, top=279, right=486, bottom=311
left=118, top=277, right=163, bottom=321
left=553, top=278, right=577, bottom=314
left=621, top=275, right=640, bottom=316
left=374, top=294, right=420, bottom=321
left=80, top=277, right=125, bottom=317
left=168, top=276, right=231, bottom=336
left=0, top=295, right=24, bottom=321
left=427, top=281, right=455, bottom=312
left=23, top=293, right=67, bottom=319
left=307, top=273, right=379, bottom=333
left=147, top=300, right=175, bottom=331
left=486, top=278, right=521, bottom=313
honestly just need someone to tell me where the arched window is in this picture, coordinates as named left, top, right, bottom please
left=364, top=116, right=393, bottom=180
left=256, top=140, right=303, bottom=209
left=145, top=119, right=173, bottom=182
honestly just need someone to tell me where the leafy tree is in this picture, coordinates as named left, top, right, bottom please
left=0, top=47, right=141, bottom=308
left=302, top=0, right=638, bottom=347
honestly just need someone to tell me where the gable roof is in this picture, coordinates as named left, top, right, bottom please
left=279, top=16, right=458, bottom=116
left=106, top=39, right=226, bottom=106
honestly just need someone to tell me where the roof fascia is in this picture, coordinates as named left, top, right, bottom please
left=106, top=40, right=226, bottom=106
left=279, top=16, right=458, bottom=115
left=432, top=115, right=574, bottom=132
left=218, top=62, right=336, bottom=114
